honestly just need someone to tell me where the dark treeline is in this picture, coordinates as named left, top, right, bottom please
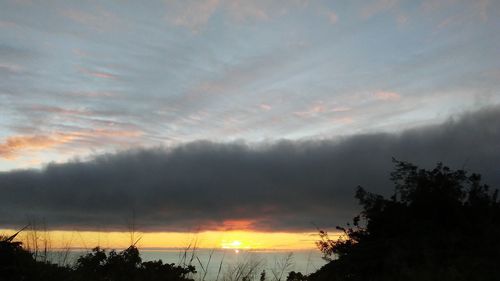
left=302, top=160, right=500, bottom=281
left=0, top=239, right=195, bottom=281
left=1, top=160, right=499, bottom=281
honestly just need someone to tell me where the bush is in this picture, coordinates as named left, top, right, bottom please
left=0, top=240, right=195, bottom=281
left=311, top=160, right=500, bottom=281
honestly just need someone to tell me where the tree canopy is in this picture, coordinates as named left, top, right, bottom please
left=310, top=160, right=500, bottom=281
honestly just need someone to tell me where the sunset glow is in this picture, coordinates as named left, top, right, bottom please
left=1, top=2, right=499, bottom=279
left=0, top=229, right=334, bottom=251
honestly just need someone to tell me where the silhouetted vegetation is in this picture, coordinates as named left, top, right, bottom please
left=309, top=159, right=500, bottom=281
left=0, top=234, right=195, bottom=281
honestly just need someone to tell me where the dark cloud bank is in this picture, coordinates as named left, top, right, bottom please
left=1, top=106, right=499, bottom=232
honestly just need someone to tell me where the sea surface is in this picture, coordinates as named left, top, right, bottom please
left=47, top=249, right=327, bottom=280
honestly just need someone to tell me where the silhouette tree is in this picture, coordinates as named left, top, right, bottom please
left=1, top=238, right=196, bottom=281
left=73, top=245, right=196, bottom=281
left=0, top=231, right=71, bottom=281
left=310, top=159, right=500, bottom=281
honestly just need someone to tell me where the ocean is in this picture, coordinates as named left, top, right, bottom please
left=47, top=248, right=327, bottom=280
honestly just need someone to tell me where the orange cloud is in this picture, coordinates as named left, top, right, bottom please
left=220, top=219, right=256, bottom=231
left=0, top=129, right=143, bottom=160
left=0, top=135, right=74, bottom=159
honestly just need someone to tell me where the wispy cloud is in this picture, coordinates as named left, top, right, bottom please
left=259, top=103, right=272, bottom=111
left=374, top=91, right=401, bottom=101
left=60, top=6, right=120, bottom=31
left=0, top=134, right=74, bottom=159
left=324, top=10, right=338, bottom=24
left=79, top=67, right=117, bottom=79
left=1, top=0, right=499, bottom=171
left=360, top=0, right=398, bottom=19
left=0, top=128, right=143, bottom=160
left=164, top=0, right=308, bottom=31
left=165, top=0, right=220, bottom=31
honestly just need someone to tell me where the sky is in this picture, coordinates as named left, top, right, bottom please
left=1, top=0, right=500, bottom=249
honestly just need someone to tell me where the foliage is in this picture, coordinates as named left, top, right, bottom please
left=0, top=235, right=71, bottom=281
left=0, top=239, right=195, bottom=281
left=286, top=271, right=307, bottom=281
left=310, top=159, right=500, bottom=281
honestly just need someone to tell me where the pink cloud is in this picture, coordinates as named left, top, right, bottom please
left=79, top=67, right=116, bottom=79
left=90, top=72, right=115, bottom=79
left=325, top=10, right=338, bottom=24
left=295, top=102, right=351, bottom=118
left=374, top=91, right=401, bottom=101
left=259, top=103, right=272, bottom=111
left=69, top=129, right=143, bottom=139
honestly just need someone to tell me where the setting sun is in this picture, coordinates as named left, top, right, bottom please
left=221, top=240, right=243, bottom=249
left=0, top=229, right=328, bottom=251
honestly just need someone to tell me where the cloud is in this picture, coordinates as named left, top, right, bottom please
left=0, top=106, right=499, bottom=232
left=0, top=135, right=73, bottom=159
left=294, top=102, right=351, bottom=118
left=324, top=10, right=338, bottom=24
left=79, top=67, right=116, bottom=79
left=0, top=63, right=23, bottom=74
left=374, top=91, right=401, bottom=101
left=361, top=0, right=398, bottom=19
left=422, top=0, right=497, bottom=28
left=0, top=129, right=143, bottom=160
left=60, top=6, right=120, bottom=31
left=224, top=0, right=271, bottom=22
left=259, top=103, right=272, bottom=111
left=164, top=0, right=307, bottom=31
left=165, top=0, right=220, bottom=31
